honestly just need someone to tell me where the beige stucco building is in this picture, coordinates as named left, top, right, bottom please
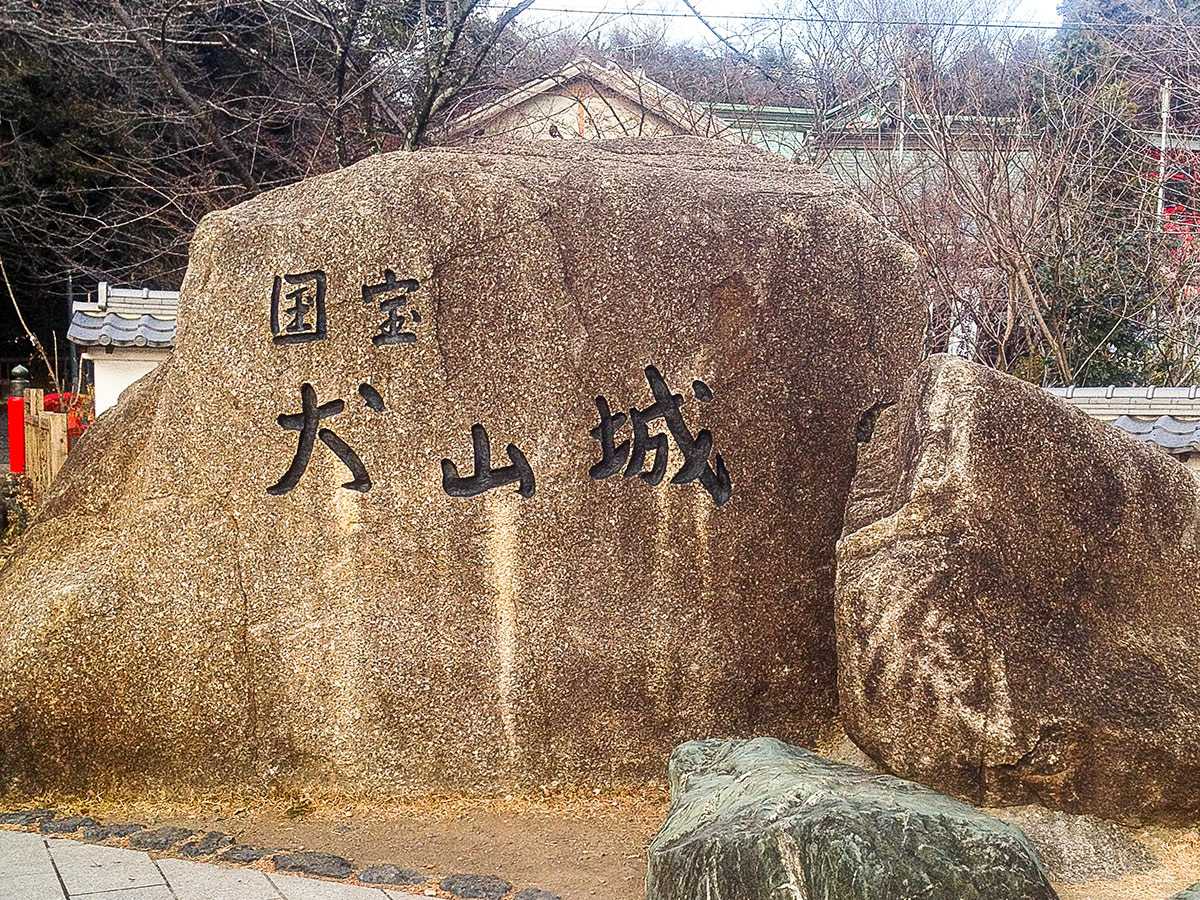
left=446, top=59, right=735, bottom=143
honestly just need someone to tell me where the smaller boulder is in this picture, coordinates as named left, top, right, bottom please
left=129, top=826, right=195, bottom=850
left=274, top=851, right=354, bottom=879
left=647, top=737, right=1058, bottom=900
left=836, top=355, right=1200, bottom=823
left=440, top=874, right=513, bottom=900
left=515, top=890, right=563, bottom=900
left=83, top=823, right=145, bottom=842
left=359, top=865, right=426, bottom=885
left=1173, top=887, right=1200, bottom=900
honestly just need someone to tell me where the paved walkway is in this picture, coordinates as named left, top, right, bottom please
left=0, top=831, right=424, bottom=900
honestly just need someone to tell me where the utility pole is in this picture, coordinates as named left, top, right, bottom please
left=1159, top=76, right=1172, bottom=222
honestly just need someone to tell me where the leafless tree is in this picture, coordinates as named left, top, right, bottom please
left=701, top=0, right=1200, bottom=384
left=0, top=0, right=535, bottom=345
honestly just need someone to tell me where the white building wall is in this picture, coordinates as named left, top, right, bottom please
left=84, top=350, right=169, bottom=415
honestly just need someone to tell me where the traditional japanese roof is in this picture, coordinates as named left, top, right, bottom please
left=1047, top=385, right=1200, bottom=456
left=68, top=312, right=176, bottom=348
left=1111, top=414, right=1200, bottom=453
left=1046, top=385, right=1200, bottom=420
left=67, top=282, right=178, bottom=349
left=445, top=58, right=736, bottom=142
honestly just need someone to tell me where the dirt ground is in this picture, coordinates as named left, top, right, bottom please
left=30, top=792, right=666, bottom=900
left=14, top=790, right=1200, bottom=900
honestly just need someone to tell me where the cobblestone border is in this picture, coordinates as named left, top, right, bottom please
left=0, top=809, right=564, bottom=900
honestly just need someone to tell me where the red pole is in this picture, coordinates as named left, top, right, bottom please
left=8, top=396, right=24, bottom=474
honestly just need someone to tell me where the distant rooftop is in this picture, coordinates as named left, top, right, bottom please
left=67, top=282, right=178, bottom=349
left=1047, top=385, right=1200, bottom=457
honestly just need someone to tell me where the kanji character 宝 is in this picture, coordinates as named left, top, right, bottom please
left=362, top=269, right=421, bottom=346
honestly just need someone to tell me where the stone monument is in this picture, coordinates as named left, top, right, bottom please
left=0, top=138, right=923, bottom=794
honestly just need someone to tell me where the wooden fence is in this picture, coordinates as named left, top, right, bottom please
left=23, top=389, right=68, bottom=493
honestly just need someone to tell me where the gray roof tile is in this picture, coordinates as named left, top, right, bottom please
left=1111, top=415, right=1200, bottom=453
left=67, top=311, right=175, bottom=348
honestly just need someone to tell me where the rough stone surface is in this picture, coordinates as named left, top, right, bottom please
left=1173, top=885, right=1200, bottom=900
left=990, top=806, right=1156, bottom=883
left=177, top=831, right=235, bottom=857
left=0, top=808, right=54, bottom=825
left=274, top=851, right=354, bottom=879
left=129, top=826, right=196, bottom=850
left=40, top=815, right=98, bottom=833
left=359, top=865, right=425, bottom=885
left=837, top=355, right=1200, bottom=824
left=83, top=822, right=146, bottom=841
left=220, top=844, right=273, bottom=863
left=514, top=890, right=562, bottom=900
left=646, top=737, right=1058, bottom=900
left=440, top=874, right=512, bottom=900
left=0, top=138, right=922, bottom=795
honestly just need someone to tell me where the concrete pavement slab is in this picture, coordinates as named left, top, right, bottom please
left=158, top=857, right=281, bottom=900
left=0, top=832, right=64, bottom=900
left=0, top=830, right=57, bottom=876
left=45, top=837, right=164, bottom=895
left=268, top=872, right=388, bottom=899
left=75, top=888, right=175, bottom=899
left=0, top=872, right=67, bottom=900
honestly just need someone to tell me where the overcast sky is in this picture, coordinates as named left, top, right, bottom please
left=523, top=0, right=1064, bottom=47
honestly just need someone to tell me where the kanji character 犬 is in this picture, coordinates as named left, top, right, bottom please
left=268, top=382, right=384, bottom=495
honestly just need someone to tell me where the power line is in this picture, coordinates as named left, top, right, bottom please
left=529, top=5, right=1194, bottom=31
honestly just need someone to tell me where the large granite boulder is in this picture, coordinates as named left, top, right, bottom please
left=646, top=737, right=1058, bottom=900
left=837, top=355, right=1200, bottom=824
left=0, top=138, right=923, bottom=794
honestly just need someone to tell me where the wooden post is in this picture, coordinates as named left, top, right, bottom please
left=22, top=389, right=68, bottom=493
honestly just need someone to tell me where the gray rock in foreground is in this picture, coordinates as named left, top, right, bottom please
left=1174, top=886, right=1200, bottom=900
left=647, top=737, right=1058, bottom=900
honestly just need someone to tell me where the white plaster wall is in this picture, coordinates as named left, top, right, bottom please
left=87, top=354, right=165, bottom=415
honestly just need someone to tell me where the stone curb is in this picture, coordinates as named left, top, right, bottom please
left=0, top=809, right=565, bottom=900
